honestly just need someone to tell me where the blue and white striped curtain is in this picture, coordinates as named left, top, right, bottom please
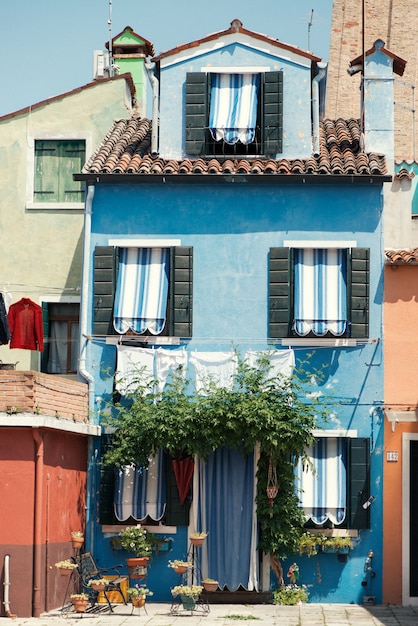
left=293, top=248, right=347, bottom=336
left=113, top=247, right=169, bottom=335
left=209, top=73, right=260, bottom=145
left=194, top=447, right=259, bottom=591
left=114, top=451, right=166, bottom=522
left=296, top=438, right=347, bottom=526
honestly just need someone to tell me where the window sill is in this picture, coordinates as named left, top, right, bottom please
left=26, top=202, right=84, bottom=210
left=275, top=338, right=359, bottom=347
left=106, top=336, right=181, bottom=346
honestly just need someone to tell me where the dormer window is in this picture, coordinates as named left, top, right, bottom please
left=186, top=71, right=283, bottom=157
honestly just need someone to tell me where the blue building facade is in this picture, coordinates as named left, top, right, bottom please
left=76, top=21, right=393, bottom=604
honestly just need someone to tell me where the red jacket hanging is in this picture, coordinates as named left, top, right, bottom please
left=8, top=298, right=44, bottom=352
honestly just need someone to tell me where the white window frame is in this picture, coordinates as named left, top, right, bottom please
left=26, top=131, right=92, bottom=210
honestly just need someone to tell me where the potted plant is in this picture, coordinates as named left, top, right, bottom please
left=55, top=559, right=78, bottom=576
left=321, top=535, right=353, bottom=553
left=87, top=578, right=108, bottom=592
left=171, top=584, right=203, bottom=611
left=273, top=584, right=309, bottom=605
left=127, top=585, right=153, bottom=608
left=70, top=530, right=84, bottom=549
left=202, top=578, right=218, bottom=592
left=118, top=526, right=153, bottom=578
left=168, top=559, right=192, bottom=575
left=70, top=593, right=89, bottom=612
left=190, top=532, right=207, bottom=547
left=298, top=532, right=323, bottom=557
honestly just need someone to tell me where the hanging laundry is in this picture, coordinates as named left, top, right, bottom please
left=115, top=345, right=155, bottom=395
left=190, top=351, right=237, bottom=393
left=8, top=298, right=44, bottom=351
left=0, top=293, right=11, bottom=345
left=155, top=347, right=188, bottom=393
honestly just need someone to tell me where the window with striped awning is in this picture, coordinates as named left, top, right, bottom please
left=293, top=248, right=348, bottom=337
left=209, top=73, right=260, bottom=145
left=296, top=438, right=347, bottom=526
left=113, top=247, right=170, bottom=335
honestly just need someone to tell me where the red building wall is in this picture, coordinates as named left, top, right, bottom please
left=0, top=427, right=88, bottom=617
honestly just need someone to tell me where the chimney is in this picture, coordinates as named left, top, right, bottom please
left=349, top=39, right=406, bottom=169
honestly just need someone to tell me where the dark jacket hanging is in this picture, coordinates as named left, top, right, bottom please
left=0, top=293, right=11, bottom=345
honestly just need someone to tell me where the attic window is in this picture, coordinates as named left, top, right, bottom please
left=209, top=73, right=260, bottom=146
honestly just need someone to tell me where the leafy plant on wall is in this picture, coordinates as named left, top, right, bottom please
left=103, top=351, right=332, bottom=559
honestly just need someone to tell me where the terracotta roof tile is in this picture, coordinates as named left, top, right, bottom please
left=385, top=249, right=418, bottom=264
left=82, top=117, right=388, bottom=178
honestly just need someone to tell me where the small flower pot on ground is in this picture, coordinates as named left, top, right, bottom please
left=203, top=579, right=218, bottom=592
left=70, top=594, right=89, bottom=612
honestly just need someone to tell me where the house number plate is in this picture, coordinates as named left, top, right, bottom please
left=386, top=451, right=398, bottom=462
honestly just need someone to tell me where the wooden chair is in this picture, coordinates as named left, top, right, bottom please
left=77, top=552, right=128, bottom=612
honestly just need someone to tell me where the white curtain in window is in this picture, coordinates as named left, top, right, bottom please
left=113, top=247, right=169, bottom=335
left=296, top=438, right=347, bottom=525
left=114, top=451, right=166, bottom=522
left=209, top=73, right=260, bottom=145
left=293, top=248, right=347, bottom=336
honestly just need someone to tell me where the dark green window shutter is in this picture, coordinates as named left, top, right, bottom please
left=99, top=434, right=116, bottom=525
left=61, top=141, right=86, bottom=202
left=41, top=302, right=49, bottom=372
left=347, top=437, right=370, bottom=529
left=262, top=71, right=283, bottom=155
left=269, top=247, right=292, bottom=338
left=349, top=248, right=369, bottom=338
left=185, top=73, right=208, bottom=155
left=93, top=246, right=119, bottom=336
left=164, top=457, right=190, bottom=526
left=169, top=246, right=193, bottom=337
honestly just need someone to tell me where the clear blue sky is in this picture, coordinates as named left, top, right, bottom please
left=0, top=0, right=333, bottom=117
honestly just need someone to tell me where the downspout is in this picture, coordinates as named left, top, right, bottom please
left=32, top=428, right=44, bottom=618
left=3, top=555, right=16, bottom=618
left=145, top=62, right=159, bottom=155
left=78, top=184, right=96, bottom=554
left=312, top=62, right=327, bottom=156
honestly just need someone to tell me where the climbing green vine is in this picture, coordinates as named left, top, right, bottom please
left=103, top=351, right=332, bottom=557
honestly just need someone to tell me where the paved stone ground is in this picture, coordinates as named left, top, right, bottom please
left=1, top=603, right=418, bottom=626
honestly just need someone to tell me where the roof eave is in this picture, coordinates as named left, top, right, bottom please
left=74, top=173, right=392, bottom=185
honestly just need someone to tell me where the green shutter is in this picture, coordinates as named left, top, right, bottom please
left=40, top=302, right=49, bottom=372
left=185, top=73, right=208, bottom=155
left=269, top=247, right=292, bottom=338
left=262, top=71, right=283, bottom=155
left=34, top=140, right=85, bottom=203
left=170, top=246, right=193, bottom=337
left=99, top=434, right=116, bottom=525
left=348, top=437, right=370, bottom=529
left=164, top=457, right=190, bottom=526
left=349, top=248, right=369, bottom=338
left=93, top=246, right=119, bottom=336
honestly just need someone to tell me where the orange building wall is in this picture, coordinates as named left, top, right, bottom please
left=384, top=265, right=418, bottom=603
left=0, top=427, right=88, bottom=616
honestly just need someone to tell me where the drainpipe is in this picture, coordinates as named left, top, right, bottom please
left=3, top=555, right=16, bottom=618
left=145, top=62, right=159, bottom=155
left=78, top=184, right=96, bottom=553
left=32, top=428, right=44, bottom=618
left=312, top=62, right=327, bottom=156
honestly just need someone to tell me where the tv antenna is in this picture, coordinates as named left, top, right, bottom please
left=307, top=9, right=314, bottom=51
left=108, top=0, right=113, bottom=77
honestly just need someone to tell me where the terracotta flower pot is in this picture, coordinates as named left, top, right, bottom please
left=203, top=580, right=218, bottom=592
left=126, top=557, right=149, bottom=579
left=72, top=598, right=88, bottom=612
left=90, top=582, right=106, bottom=592
left=71, top=537, right=84, bottom=549
left=59, top=568, right=73, bottom=576
left=190, top=536, right=205, bottom=547
left=131, top=596, right=146, bottom=608
left=173, top=565, right=189, bottom=575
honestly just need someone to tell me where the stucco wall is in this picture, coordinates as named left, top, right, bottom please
left=0, top=78, right=132, bottom=371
